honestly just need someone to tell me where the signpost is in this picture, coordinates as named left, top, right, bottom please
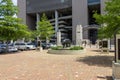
left=57, top=30, right=61, bottom=46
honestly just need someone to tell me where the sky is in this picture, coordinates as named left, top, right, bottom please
left=12, top=0, right=17, bottom=5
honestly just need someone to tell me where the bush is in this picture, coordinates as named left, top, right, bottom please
left=51, top=46, right=84, bottom=50
left=69, top=46, right=83, bottom=50
left=51, top=46, right=62, bottom=50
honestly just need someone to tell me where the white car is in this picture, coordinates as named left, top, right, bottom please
left=8, top=44, right=18, bottom=52
left=14, top=43, right=27, bottom=50
left=26, top=43, right=36, bottom=50
left=0, top=44, right=18, bottom=52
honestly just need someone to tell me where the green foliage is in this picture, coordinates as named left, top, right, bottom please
left=37, top=13, right=54, bottom=40
left=51, top=46, right=84, bottom=50
left=93, top=0, right=120, bottom=39
left=69, top=46, right=83, bottom=50
left=51, top=46, right=62, bottom=50
left=0, top=0, right=30, bottom=41
left=0, top=0, right=18, bottom=16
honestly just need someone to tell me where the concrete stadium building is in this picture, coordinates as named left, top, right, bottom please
left=18, top=0, right=107, bottom=44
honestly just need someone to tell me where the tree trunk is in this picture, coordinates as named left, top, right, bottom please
left=5, top=42, right=9, bottom=53
left=110, top=38, right=111, bottom=50
left=46, top=37, right=49, bottom=44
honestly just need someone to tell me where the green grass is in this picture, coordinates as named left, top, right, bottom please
left=51, top=46, right=62, bottom=50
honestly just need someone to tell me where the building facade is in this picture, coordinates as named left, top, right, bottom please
left=18, top=0, right=107, bottom=44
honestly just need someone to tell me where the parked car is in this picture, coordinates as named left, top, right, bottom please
left=0, top=44, right=6, bottom=53
left=0, top=44, right=18, bottom=53
left=14, top=43, right=27, bottom=50
left=0, top=44, right=3, bottom=53
left=49, top=43, right=56, bottom=47
left=8, top=44, right=18, bottom=52
left=26, top=43, right=36, bottom=50
left=41, top=43, right=51, bottom=49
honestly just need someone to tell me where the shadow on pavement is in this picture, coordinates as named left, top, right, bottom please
left=97, top=76, right=113, bottom=80
left=76, top=55, right=114, bottom=67
left=0, top=51, right=21, bottom=55
left=91, top=50, right=115, bottom=53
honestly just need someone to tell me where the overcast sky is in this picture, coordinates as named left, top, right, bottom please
left=12, top=0, right=17, bottom=5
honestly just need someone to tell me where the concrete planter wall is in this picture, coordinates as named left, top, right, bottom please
left=48, top=49, right=85, bottom=55
left=112, top=61, right=120, bottom=80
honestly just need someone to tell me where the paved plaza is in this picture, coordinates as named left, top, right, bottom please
left=0, top=46, right=114, bottom=80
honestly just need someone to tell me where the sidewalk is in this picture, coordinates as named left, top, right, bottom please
left=0, top=46, right=114, bottom=80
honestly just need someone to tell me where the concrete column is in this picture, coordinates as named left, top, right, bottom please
left=72, top=0, right=88, bottom=44
left=36, top=13, right=42, bottom=51
left=17, top=0, right=26, bottom=24
left=36, top=13, right=40, bottom=29
left=57, top=30, right=61, bottom=46
left=108, top=39, right=111, bottom=50
left=101, top=0, right=108, bottom=14
left=55, top=10, right=59, bottom=36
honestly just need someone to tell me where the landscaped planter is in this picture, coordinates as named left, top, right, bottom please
left=112, top=61, right=120, bottom=80
left=48, top=49, right=85, bottom=55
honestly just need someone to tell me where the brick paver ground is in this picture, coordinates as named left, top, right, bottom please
left=0, top=46, right=114, bottom=80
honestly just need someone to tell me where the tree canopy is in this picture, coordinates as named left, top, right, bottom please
left=0, top=0, right=30, bottom=41
left=37, top=13, right=54, bottom=41
left=94, top=0, right=120, bottom=39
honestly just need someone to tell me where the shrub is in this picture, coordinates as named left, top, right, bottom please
left=51, top=46, right=62, bottom=50
left=69, top=46, right=83, bottom=50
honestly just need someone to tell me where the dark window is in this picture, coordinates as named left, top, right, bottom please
left=88, top=0, right=100, bottom=3
left=118, top=39, right=120, bottom=60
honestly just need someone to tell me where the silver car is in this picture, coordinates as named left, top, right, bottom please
left=14, top=43, right=27, bottom=50
left=26, top=43, right=36, bottom=50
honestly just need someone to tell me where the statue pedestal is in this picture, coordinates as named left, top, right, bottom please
left=36, top=47, right=43, bottom=52
left=57, top=30, right=61, bottom=46
left=112, top=61, right=120, bottom=80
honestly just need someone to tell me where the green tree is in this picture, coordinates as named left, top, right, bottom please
left=94, top=0, right=120, bottom=39
left=0, top=0, right=31, bottom=52
left=37, top=13, right=54, bottom=43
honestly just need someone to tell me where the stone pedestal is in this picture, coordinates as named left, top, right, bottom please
left=76, top=25, right=83, bottom=45
left=112, top=61, right=120, bottom=80
left=36, top=47, right=43, bottom=52
left=57, top=30, right=61, bottom=46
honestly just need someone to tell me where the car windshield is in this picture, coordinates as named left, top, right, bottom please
left=9, top=44, right=14, bottom=46
left=20, top=43, right=26, bottom=45
left=27, top=43, right=34, bottom=45
left=1, top=44, right=6, bottom=47
left=15, top=43, right=26, bottom=45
